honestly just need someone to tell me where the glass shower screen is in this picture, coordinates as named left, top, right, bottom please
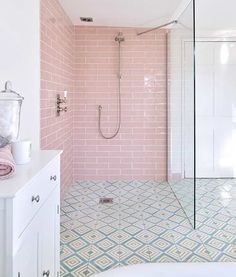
left=167, top=0, right=196, bottom=228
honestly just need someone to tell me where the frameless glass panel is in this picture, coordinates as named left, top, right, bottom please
left=195, top=0, right=236, bottom=233
left=167, top=0, right=196, bottom=228
left=195, top=40, right=236, bottom=230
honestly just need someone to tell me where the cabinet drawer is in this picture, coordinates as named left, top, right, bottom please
left=12, top=158, right=60, bottom=239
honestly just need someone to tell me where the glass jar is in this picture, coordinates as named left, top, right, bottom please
left=0, top=81, right=24, bottom=147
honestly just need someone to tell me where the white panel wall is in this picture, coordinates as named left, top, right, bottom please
left=0, top=0, right=40, bottom=150
left=196, top=41, right=236, bottom=178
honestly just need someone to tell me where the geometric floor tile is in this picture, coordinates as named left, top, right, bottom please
left=71, top=263, right=100, bottom=277
left=152, top=238, right=172, bottom=251
left=61, top=180, right=236, bottom=276
left=124, top=238, right=145, bottom=251
left=62, top=254, right=85, bottom=271
left=121, top=254, right=149, bottom=265
left=135, top=245, right=151, bottom=262
left=91, top=254, right=119, bottom=271
left=95, top=238, right=117, bottom=251
left=60, top=244, right=76, bottom=260
left=69, top=237, right=89, bottom=252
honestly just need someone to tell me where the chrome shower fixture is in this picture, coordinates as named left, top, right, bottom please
left=115, top=32, right=125, bottom=43
left=57, top=91, right=68, bottom=116
left=98, top=32, right=124, bottom=139
left=137, top=20, right=178, bottom=36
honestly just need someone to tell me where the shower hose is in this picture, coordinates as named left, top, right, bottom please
left=98, top=37, right=122, bottom=139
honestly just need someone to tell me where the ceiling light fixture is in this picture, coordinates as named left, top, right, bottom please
left=80, top=17, right=93, bottom=22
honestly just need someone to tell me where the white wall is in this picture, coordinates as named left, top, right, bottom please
left=196, top=0, right=236, bottom=34
left=0, top=0, right=40, bottom=150
left=168, top=1, right=195, bottom=180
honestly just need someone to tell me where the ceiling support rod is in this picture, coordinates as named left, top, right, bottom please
left=137, top=20, right=178, bottom=36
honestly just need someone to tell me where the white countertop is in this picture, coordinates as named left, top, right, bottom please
left=0, top=150, right=62, bottom=198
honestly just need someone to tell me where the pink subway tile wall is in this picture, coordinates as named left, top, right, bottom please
left=73, top=27, right=167, bottom=181
left=40, top=2, right=168, bottom=186
left=40, top=0, right=74, bottom=197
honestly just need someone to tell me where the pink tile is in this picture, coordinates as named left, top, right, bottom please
left=40, top=0, right=74, bottom=198
left=41, top=4, right=167, bottom=187
left=73, top=26, right=167, bottom=181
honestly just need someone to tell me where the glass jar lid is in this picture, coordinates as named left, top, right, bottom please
left=0, top=81, right=24, bottom=102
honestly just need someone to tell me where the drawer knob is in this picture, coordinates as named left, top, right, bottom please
left=50, top=175, right=57, bottom=181
left=43, top=270, right=50, bottom=277
left=32, top=195, right=40, bottom=203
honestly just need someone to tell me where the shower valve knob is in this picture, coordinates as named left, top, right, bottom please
left=56, top=94, right=68, bottom=116
left=50, top=175, right=57, bottom=181
left=57, top=106, right=68, bottom=115
left=32, top=195, right=40, bottom=203
left=43, top=270, right=50, bottom=277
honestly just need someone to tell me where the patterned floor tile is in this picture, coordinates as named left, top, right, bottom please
left=120, top=254, right=148, bottom=265
left=60, top=244, right=75, bottom=260
left=61, top=180, right=236, bottom=276
left=61, top=230, right=78, bottom=244
left=124, top=237, right=145, bottom=252
left=71, top=263, right=99, bottom=277
left=69, top=237, right=89, bottom=252
left=135, top=245, right=152, bottom=262
left=90, top=253, right=119, bottom=272
left=95, top=237, right=117, bottom=252
left=61, top=254, right=86, bottom=272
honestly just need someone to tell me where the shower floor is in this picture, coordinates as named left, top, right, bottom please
left=60, top=180, right=236, bottom=277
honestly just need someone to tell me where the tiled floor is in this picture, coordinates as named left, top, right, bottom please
left=60, top=180, right=236, bottom=276
left=169, top=178, right=195, bottom=225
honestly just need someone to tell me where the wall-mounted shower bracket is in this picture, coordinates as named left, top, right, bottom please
left=137, top=20, right=178, bottom=36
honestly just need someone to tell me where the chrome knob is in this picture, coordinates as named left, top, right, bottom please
left=50, top=175, right=57, bottom=181
left=32, top=195, right=40, bottom=203
left=57, top=107, right=67, bottom=113
left=43, top=270, right=50, bottom=277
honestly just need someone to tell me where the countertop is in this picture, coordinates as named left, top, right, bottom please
left=0, top=150, right=62, bottom=198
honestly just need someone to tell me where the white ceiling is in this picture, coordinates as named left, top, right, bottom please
left=196, top=0, right=236, bottom=34
left=59, top=0, right=182, bottom=27
left=58, top=0, right=236, bottom=34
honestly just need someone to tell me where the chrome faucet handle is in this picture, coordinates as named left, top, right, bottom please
left=50, top=175, right=57, bottom=181
left=58, top=107, right=67, bottom=112
left=43, top=270, right=50, bottom=277
left=32, top=195, right=40, bottom=203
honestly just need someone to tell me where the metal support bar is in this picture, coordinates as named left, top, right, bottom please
left=137, top=20, right=178, bottom=36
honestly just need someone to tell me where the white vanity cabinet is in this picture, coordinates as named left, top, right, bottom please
left=0, top=150, right=62, bottom=277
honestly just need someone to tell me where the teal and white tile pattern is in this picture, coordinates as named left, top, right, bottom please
left=60, top=180, right=236, bottom=276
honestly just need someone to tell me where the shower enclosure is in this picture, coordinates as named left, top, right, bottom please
left=168, top=0, right=236, bottom=231
left=168, top=0, right=196, bottom=228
